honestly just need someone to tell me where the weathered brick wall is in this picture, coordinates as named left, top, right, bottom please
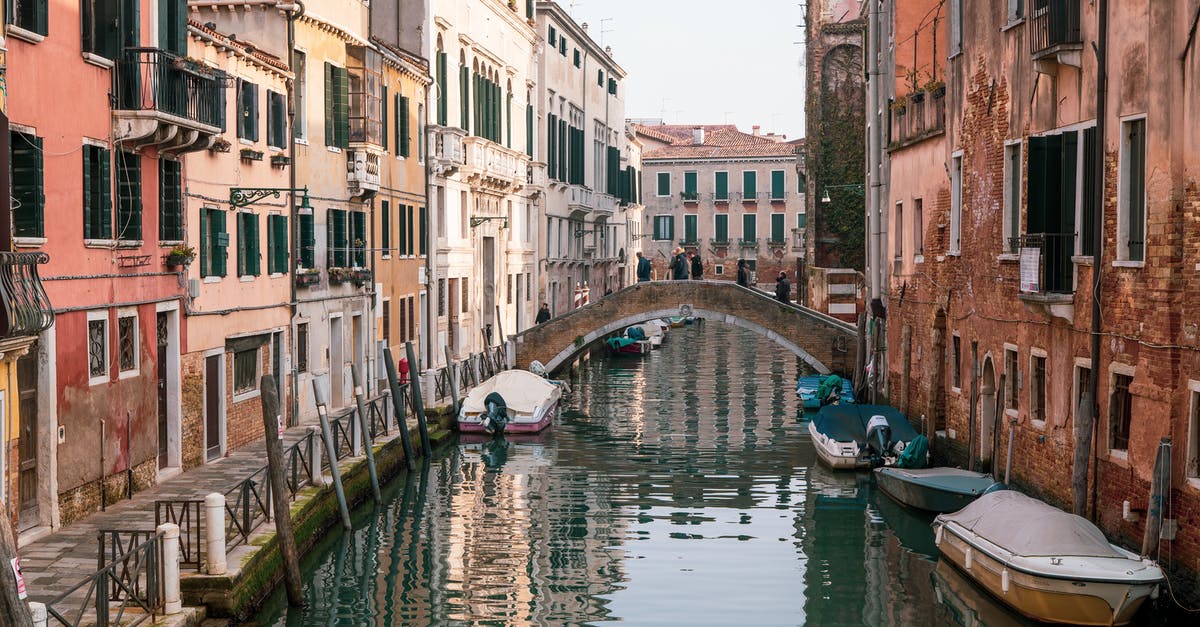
left=57, top=459, right=157, bottom=526
left=181, top=352, right=205, bottom=470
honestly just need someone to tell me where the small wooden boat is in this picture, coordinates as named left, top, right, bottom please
left=795, top=374, right=855, bottom=410
left=457, top=370, right=562, bottom=435
left=605, top=335, right=650, bottom=355
left=808, top=404, right=923, bottom=470
left=933, top=491, right=1163, bottom=626
left=874, top=466, right=999, bottom=513
left=626, top=324, right=663, bottom=348
left=668, top=316, right=687, bottom=327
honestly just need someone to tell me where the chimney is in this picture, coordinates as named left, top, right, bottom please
left=581, top=22, right=588, bottom=31
left=692, top=127, right=705, bottom=145
left=752, top=125, right=761, bottom=136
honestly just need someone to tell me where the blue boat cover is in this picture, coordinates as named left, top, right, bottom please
left=812, top=404, right=919, bottom=443
left=625, top=326, right=647, bottom=341
left=796, top=374, right=855, bottom=409
left=896, top=434, right=929, bottom=468
left=606, top=337, right=638, bottom=350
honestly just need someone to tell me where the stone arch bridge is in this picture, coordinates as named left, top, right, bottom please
left=511, top=280, right=858, bottom=375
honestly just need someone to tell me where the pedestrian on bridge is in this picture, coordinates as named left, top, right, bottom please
left=737, top=259, right=750, bottom=287
left=690, top=252, right=704, bottom=280
left=775, top=271, right=791, bottom=304
left=536, top=303, right=551, bottom=324
left=636, top=251, right=651, bottom=282
left=671, top=248, right=690, bottom=280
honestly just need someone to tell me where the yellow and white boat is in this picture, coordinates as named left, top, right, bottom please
left=933, top=491, right=1163, bottom=626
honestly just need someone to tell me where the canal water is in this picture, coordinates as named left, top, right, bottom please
left=253, top=322, right=1183, bottom=626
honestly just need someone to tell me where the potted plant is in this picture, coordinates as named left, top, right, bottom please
left=165, top=244, right=195, bottom=267
left=210, top=137, right=232, bottom=153
left=240, top=148, right=264, bottom=161
left=328, top=266, right=351, bottom=284
left=352, top=267, right=373, bottom=285
left=925, top=79, right=946, bottom=98
left=294, top=268, right=321, bottom=287
left=890, top=96, right=907, bottom=115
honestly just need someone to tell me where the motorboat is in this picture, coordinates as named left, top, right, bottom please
left=933, top=491, right=1163, bottom=626
left=796, top=374, right=855, bottom=410
left=457, top=369, right=562, bottom=435
left=627, top=323, right=663, bottom=348
left=875, top=466, right=1000, bottom=513
left=605, top=330, right=651, bottom=355
left=667, top=316, right=687, bottom=328
left=930, top=560, right=1030, bottom=627
left=807, top=404, right=923, bottom=470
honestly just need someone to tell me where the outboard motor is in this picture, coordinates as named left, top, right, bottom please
left=482, top=391, right=509, bottom=436
left=865, top=414, right=892, bottom=465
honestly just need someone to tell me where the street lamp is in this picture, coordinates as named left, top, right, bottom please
left=229, top=186, right=313, bottom=210
left=820, top=183, right=865, bottom=204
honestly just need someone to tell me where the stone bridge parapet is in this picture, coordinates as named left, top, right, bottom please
left=511, top=280, right=858, bottom=375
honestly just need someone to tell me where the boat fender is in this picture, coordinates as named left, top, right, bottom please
left=935, top=525, right=943, bottom=546
left=964, top=547, right=973, bottom=570
left=1151, top=584, right=1160, bottom=600
left=1001, top=568, right=1010, bottom=594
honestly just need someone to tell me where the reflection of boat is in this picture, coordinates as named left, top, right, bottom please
left=870, top=487, right=938, bottom=558
left=808, top=404, right=922, bottom=470
left=933, top=491, right=1163, bottom=626
left=875, top=466, right=999, bottom=513
left=457, top=370, right=562, bottom=434
left=458, top=437, right=552, bottom=473
left=796, top=374, right=855, bottom=410
left=931, top=560, right=1034, bottom=627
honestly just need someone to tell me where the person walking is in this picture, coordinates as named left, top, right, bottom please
left=690, top=252, right=703, bottom=280
left=671, top=248, right=690, bottom=280
left=636, top=251, right=652, bottom=282
left=536, top=303, right=551, bottom=324
left=775, top=271, right=792, bottom=304
left=736, top=259, right=750, bottom=287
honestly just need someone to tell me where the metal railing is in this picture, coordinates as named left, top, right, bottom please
left=223, top=466, right=271, bottom=549
left=0, top=251, right=54, bottom=338
left=155, top=500, right=202, bottom=571
left=680, top=191, right=700, bottom=202
left=1011, top=232, right=1075, bottom=294
left=890, top=89, right=946, bottom=146
left=116, top=48, right=223, bottom=128
left=1029, top=0, right=1081, bottom=56
left=47, top=530, right=165, bottom=626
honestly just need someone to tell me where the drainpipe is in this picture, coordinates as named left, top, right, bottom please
left=1078, top=0, right=1108, bottom=520
left=865, top=0, right=883, bottom=402
left=285, top=1, right=305, bottom=425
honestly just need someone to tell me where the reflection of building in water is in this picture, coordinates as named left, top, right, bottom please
left=798, top=460, right=868, bottom=625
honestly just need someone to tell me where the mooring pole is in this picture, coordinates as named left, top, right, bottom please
left=382, top=347, right=417, bottom=470
left=406, top=341, right=432, bottom=457
left=351, top=364, right=382, bottom=503
left=1141, top=437, right=1171, bottom=558
left=312, top=379, right=352, bottom=530
left=1005, top=419, right=1017, bottom=487
left=259, top=375, right=304, bottom=606
left=0, top=497, right=34, bottom=626
left=445, top=345, right=460, bottom=416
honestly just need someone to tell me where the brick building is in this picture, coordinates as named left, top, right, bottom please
left=879, top=0, right=1200, bottom=595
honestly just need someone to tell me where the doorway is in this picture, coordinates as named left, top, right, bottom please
left=330, top=316, right=344, bottom=408
left=157, top=312, right=169, bottom=469
left=482, top=237, right=496, bottom=347
left=980, top=356, right=997, bottom=472
left=17, top=347, right=37, bottom=531
left=352, top=314, right=364, bottom=394
left=204, top=353, right=224, bottom=461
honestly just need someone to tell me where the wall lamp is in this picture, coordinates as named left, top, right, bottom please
left=469, top=215, right=508, bottom=228
left=820, top=183, right=865, bottom=203
left=230, top=186, right=312, bottom=211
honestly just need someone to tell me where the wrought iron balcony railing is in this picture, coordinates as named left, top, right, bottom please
left=0, top=251, right=54, bottom=338
left=116, top=48, right=223, bottom=128
left=1011, top=232, right=1075, bottom=294
left=681, top=191, right=700, bottom=202
left=1029, top=0, right=1081, bottom=57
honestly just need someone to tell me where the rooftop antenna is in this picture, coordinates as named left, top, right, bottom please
left=660, top=98, right=671, bottom=119
left=599, top=17, right=614, bottom=46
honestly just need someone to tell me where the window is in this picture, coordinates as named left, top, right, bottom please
left=597, top=69, right=604, bottom=87
left=157, top=0, right=187, bottom=53
left=1007, top=0, right=1024, bottom=22
left=1004, top=142, right=1021, bottom=253
left=381, top=86, right=388, bottom=152
left=399, top=296, right=408, bottom=342
left=1110, top=373, right=1134, bottom=451
left=11, top=130, right=44, bottom=238
left=771, top=213, right=785, bottom=244
left=1031, top=353, right=1046, bottom=423
left=351, top=210, right=367, bottom=267
left=798, top=212, right=808, bottom=229
left=894, top=202, right=904, bottom=260
left=117, top=313, right=137, bottom=374
left=913, top=199, right=924, bottom=256
left=237, top=212, right=261, bottom=277
left=652, top=215, right=675, bottom=241
left=294, top=51, right=307, bottom=140
left=397, top=94, right=411, bottom=157
left=400, top=203, right=412, bottom=255
left=656, top=172, right=671, bottom=197
left=327, top=209, right=348, bottom=267
left=573, top=49, right=581, bottom=68
left=608, top=78, right=617, bottom=96
left=237, top=80, right=260, bottom=142
left=742, top=214, right=757, bottom=242
left=382, top=300, right=391, bottom=344
left=233, top=348, right=259, bottom=396
left=296, top=323, right=309, bottom=373
left=83, top=144, right=112, bottom=240
left=381, top=200, right=391, bottom=256
left=683, top=214, right=698, bottom=244
left=200, top=208, right=228, bottom=277
left=771, top=170, right=786, bottom=200
left=436, top=51, right=448, bottom=126
left=683, top=171, right=698, bottom=200
left=507, top=274, right=514, bottom=304
left=88, top=314, right=108, bottom=382
left=1027, top=131, right=1081, bottom=291
left=324, top=63, right=350, bottom=148
left=267, top=91, right=286, bottom=149
left=742, top=171, right=757, bottom=199
left=462, top=277, right=469, bottom=313
left=526, top=273, right=532, bottom=301
left=560, top=37, right=567, bottom=56
left=714, top=214, right=729, bottom=243
left=1119, top=118, right=1146, bottom=262
left=346, top=46, right=382, bottom=145
left=419, top=206, right=427, bottom=256
left=548, top=25, right=557, bottom=46
left=714, top=171, right=729, bottom=201
left=268, top=214, right=288, bottom=274
left=298, top=212, right=315, bottom=269
left=1004, top=347, right=1019, bottom=411
left=950, top=152, right=962, bottom=254
left=459, top=62, right=469, bottom=131
left=950, top=0, right=962, bottom=55
left=83, top=0, right=134, bottom=60
left=116, top=152, right=142, bottom=241
left=714, top=265, right=724, bottom=276
left=9, top=0, right=47, bottom=36
left=159, top=159, right=183, bottom=242
left=1188, top=386, right=1200, bottom=481
left=951, top=334, right=962, bottom=389
left=1075, top=364, right=1092, bottom=424
left=438, top=278, right=446, bottom=316
left=1079, top=127, right=1099, bottom=256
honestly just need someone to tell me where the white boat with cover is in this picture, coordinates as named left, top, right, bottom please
left=933, top=491, right=1163, bottom=626
left=457, top=370, right=562, bottom=435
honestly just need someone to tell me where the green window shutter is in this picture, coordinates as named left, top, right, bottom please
left=668, top=216, right=675, bottom=241
left=743, top=171, right=757, bottom=198
left=657, top=172, right=670, bottom=196
left=82, top=146, right=94, bottom=238
left=267, top=91, right=286, bottom=148
left=437, top=53, right=448, bottom=125
left=212, top=208, right=227, bottom=276
left=324, top=63, right=334, bottom=145
left=715, top=214, right=728, bottom=242
left=268, top=214, right=288, bottom=274
left=771, top=170, right=785, bottom=199
left=557, top=120, right=567, bottom=181
left=393, top=93, right=401, bottom=153
left=546, top=114, right=556, bottom=178
left=526, top=104, right=533, bottom=157
left=249, top=214, right=261, bottom=275
left=398, top=203, right=408, bottom=255
left=200, top=209, right=209, bottom=277
left=11, top=132, right=45, bottom=238
left=351, top=210, right=366, bottom=267
left=237, top=213, right=246, bottom=276
left=715, top=171, right=728, bottom=200
left=1080, top=127, right=1097, bottom=256
left=334, top=67, right=349, bottom=148
left=99, top=148, right=113, bottom=239
left=798, top=213, right=808, bottom=228
left=506, top=93, right=512, bottom=148
left=158, top=159, right=182, bottom=241
left=684, top=215, right=697, bottom=243
left=381, top=200, right=391, bottom=254
left=1127, top=120, right=1146, bottom=261
left=460, top=65, right=469, bottom=131
left=743, top=214, right=757, bottom=241
left=117, top=152, right=142, bottom=241
left=299, top=213, right=315, bottom=268
left=381, top=86, right=389, bottom=152
left=419, top=206, right=427, bottom=256
left=406, top=204, right=414, bottom=255
left=684, top=171, right=697, bottom=195
left=399, top=96, right=411, bottom=157
left=771, top=213, right=785, bottom=242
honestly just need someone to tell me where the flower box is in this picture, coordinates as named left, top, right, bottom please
left=351, top=268, right=373, bottom=285
left=295, top=271, right=321, bottom=288
left=328, top=267, right=352, bottom=284
left=270, top=155, right=291, bottom=167
left=240, top=148, right=264, bottom=162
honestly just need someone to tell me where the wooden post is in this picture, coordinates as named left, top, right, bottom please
left=967, top=342, right=979, bottom=472
left=993, top=373, right=1007, bottom=482
left=0, top=505, right=35, bottom=627
left=312, top=379, right=352, bottom=530
left=406, top=341, right=433, bottom=457
left=382, top=346, right=417, bottom=470
left=900, top=325, right=912, bottom=416
left=350, top=364, right=382, bottom=503
left=1141, top=437, right=1171, bottom=558
left=1004, top=418, right=1017, bottom=486
left=445, top=345, right=460, bottom=416
left=261, top=375, right=304, bottom=606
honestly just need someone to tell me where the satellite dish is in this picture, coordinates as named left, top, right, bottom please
left=529, top=360, right=547, bottom=377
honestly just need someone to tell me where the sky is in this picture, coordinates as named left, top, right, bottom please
left=567, top=0, right=808, bottom=140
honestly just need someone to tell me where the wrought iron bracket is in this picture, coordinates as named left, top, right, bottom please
left=229, top=186, right=310, bottom=209
left=469, top=215, right=508, bottom=229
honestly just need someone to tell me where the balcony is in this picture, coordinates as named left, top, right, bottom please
left=739, top=238, right=760, bottom=252
left=769, top=192, right=788, bottom=204
left=429, top=125, right=466, bottom=176
left=679, top=238, right=701, bottom=248
left=347, top=149, right=381, bottom=198
left=113, top=48, right=223, bottom=154
left=567, top=185, right=594, bottom=213
left=889, top=88, right=946, bottom=149
left=712, top=193, right=730, bottom=204
left=1013, top=232, right=1075, bottom=322
left=791, top=227, right=806, bottom=252
left=1030, top=0, right=1082, bottom=73
left=740, top=192, right=761, bottom=204
left=594, top=193, right=617, bottom=218
left=0, top=252, right=54, bottom=339
left=528, top=162, right=547, bottom=188
left=681, top=191, right=700, bottom=204
left=462, top=136, right=529, bottom=192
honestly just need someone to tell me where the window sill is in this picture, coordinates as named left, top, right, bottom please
left=232, top=389, right=261, bottom=404
left=949, top=50, right=963, bottom=61
left=14, top=237, right=47, bottom=248
left=997, top=253, right=1019, bottom=263
left=82, top=53, right=115, bottom=70
left=240, top=275, right=256, bottom=282
left=951, top=386, right=962, bottom=395
left=1112, top=260, right=1145, bottom=269
left=160, top=240, right=184, bottom=247
left=1187, top=477, right=1200, bottom=493
left=1005, top=408, right=1019, bottom=419
left=1002, top=18, right=1025, bottom=32
left=295, top=138, right=309, bottom=146
left=1107, top=449, right=1130, bottom=468
left=84, top=239, right=117, bottom=249
left=240, top=138, right=257, bottom=147
left=1072, top=255, right=1094, bottom=266
left=269, top=272, right=285, bottom=278
left=947, top=250, right=961, bottom=257
left=118, top=369, right=139, bottom=381
left=7, top=25, right=46, bottom=44
left=89, top=374, right=110, bottom=387
left=913, top=254, right=924, bottom=264
left=116, top=240, right=143, bottom=249
left=1031, top=418, right=1047, bottom=431
left=203, top=276, right=222, bottom=284
left=327, top=146, right=343, bottom=153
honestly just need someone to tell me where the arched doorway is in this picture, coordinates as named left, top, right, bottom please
left=979, top=356, right=997, bottom=472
